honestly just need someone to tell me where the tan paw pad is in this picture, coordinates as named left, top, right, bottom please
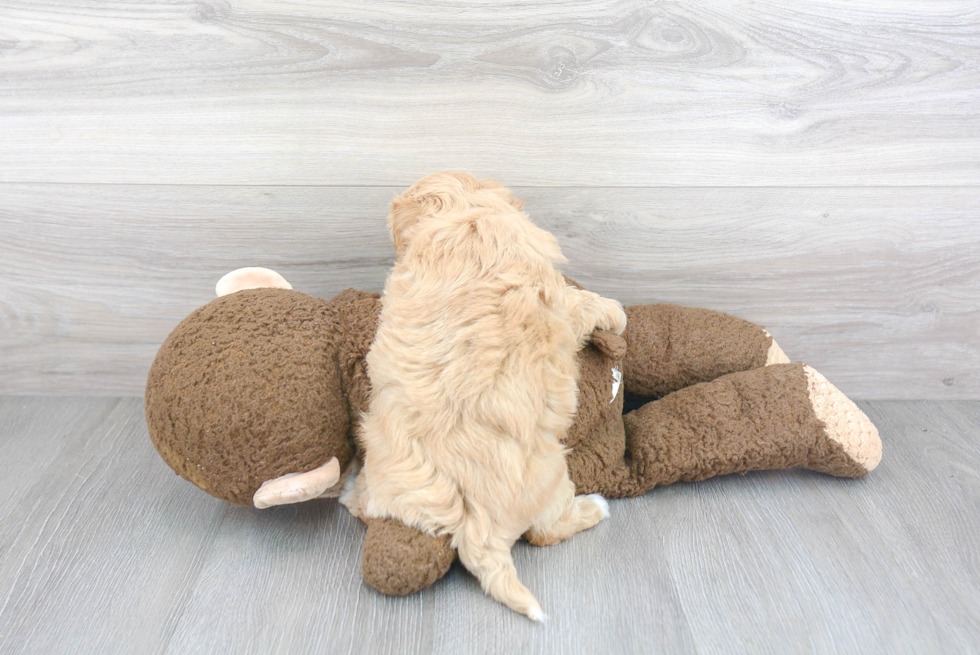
left=764, top=331, right=791, bottom=365
left=804, top=365, right=882, bottom=472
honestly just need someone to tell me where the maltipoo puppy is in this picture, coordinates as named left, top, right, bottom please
left=344, top=172, right=627, bottom=620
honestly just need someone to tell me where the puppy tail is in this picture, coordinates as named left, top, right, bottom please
left=456, top=524, right=545, bottom=621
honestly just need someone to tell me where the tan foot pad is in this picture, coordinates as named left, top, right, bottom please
left=804, top=365, right=882, bottom=475
left=765, top=331, right=791, bottom=365
left=253, top=457, right=341, bottom=509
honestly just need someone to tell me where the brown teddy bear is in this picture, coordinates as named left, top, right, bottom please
left=145, top=267, right=881, bottom=597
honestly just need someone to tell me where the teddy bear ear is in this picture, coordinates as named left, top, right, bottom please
left=215, top=267, right=292, bottom=297
left=252, top=457, right=342, bottom=509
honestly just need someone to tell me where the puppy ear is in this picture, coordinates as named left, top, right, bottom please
left=388, top=195, right=421, bottom=259
left=414, top=173, right=478, bottom=215
left=388, top=172, right=479, bottom=257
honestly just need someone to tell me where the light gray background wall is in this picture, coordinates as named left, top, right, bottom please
left=1, top=0, right=978, bottom=398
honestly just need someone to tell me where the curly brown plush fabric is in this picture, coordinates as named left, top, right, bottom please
left=328, top=288, right=382, bottom=458
left=562, top=332, right=632, bottom=497
left=622, top=304, right=771, bottom=398
left=146, top=289, right=354, bottom=505
left=362, top=518, right=456, bottom=596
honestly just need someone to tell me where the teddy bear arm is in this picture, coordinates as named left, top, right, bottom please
left=621, top=304, right=787, bottom=398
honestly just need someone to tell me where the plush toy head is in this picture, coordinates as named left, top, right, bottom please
left=145, top=286, right=377, bottom=505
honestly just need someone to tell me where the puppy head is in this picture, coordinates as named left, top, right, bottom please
left=388, top=172, right=526, bottom=258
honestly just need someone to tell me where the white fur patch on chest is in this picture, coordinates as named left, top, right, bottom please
left=611, top=367, right=622, bottom=403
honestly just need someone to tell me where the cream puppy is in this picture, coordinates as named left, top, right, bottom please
left=345, top=172, right=626, bottom=620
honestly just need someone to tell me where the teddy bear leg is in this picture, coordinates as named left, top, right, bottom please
left=620, top=362, right=881, bottom=495
left=339, top=469, right=457, bottom=597
left=524, top=473, right=610, bottom=547
left=622, top=304, right=788, bottom=398
left=361, top=518, right=457, bottom=596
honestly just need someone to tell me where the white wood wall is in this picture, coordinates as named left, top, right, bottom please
left=1, top=0, right=978, bottom=398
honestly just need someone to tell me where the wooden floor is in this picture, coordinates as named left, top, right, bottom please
left=0, top=398, right=977, bottom=654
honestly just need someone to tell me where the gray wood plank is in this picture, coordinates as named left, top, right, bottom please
left=3, top=398, right=979, bottom=654
left=164, top=501, right=699, bottom=655
left=1, top=184, right=977, bottom=398
left=660, top=400, right=980, bottom=654
left=154, top=400, right=980, bottom=654
left=0, top=1, right=978, bottom=185
left=0, top=398, right=227, bottom=655
left=844, top=401, right=980, bottom=651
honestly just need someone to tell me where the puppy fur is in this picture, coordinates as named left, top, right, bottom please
left=345, top=172, right=626, bottom=620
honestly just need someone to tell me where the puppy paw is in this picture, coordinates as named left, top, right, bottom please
left=570, top=493, right=609, bottom=532
left=338, top=468, right=368, bottom=519
left=582, top=493, right=610, bottom=520
left=599, top=298, right=628, bottom=336
left=524, top=494, right=610, bottom=547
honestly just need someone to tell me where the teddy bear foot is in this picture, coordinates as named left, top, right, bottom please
left=803, top=365, right=882, bottom=477
left=764, top=331, right=791, bottom=365
left=362, top=518, right=456, bottom=596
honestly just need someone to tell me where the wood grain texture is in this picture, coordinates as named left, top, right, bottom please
left=0, top=398, right=978, bottom=654
left=1, top=184, right=977, bottom=398
left=0, top=397, right=228, bottom=654
left=0, top=0, right=978, bottom=185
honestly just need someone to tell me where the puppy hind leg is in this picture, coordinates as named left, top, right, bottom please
left=525, top=476, right=609, bottom=547
left=456, top=526, right=545, bottom=621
